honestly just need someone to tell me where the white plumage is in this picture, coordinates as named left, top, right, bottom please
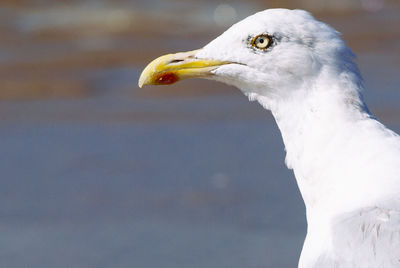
left=196, top=10, right=400, bottom=267
left=139, top=8, right=400, bottom=267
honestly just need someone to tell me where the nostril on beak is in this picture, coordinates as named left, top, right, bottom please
left=169, top=59, right=184, bottom=64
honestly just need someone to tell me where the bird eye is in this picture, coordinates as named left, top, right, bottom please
left=251, top=34, right=273, bottom=50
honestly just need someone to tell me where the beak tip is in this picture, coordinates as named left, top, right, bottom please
left=138, top=72, right=148, bottom=88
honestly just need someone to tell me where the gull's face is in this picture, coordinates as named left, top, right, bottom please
left=139, top=9, right=343, bottom=99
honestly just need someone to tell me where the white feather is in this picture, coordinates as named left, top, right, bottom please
left=196, top=9, right=400, bottom=267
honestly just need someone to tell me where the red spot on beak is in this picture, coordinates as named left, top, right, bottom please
left=154, top=72, right=179, bottom=85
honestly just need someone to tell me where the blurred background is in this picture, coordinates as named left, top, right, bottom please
left=0, top=0, right=399, bottom=267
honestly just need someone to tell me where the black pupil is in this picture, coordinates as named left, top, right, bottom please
left=259, top=38, right=264, bottom=43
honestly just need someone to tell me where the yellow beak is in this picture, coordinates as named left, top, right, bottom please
left=138, top=49, right=230, bottom=88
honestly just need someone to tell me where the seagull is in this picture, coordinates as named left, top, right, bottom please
left=138, top=8, right=400, bottom=268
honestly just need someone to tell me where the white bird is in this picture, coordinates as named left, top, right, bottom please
left=138, top=9, right=400, bottom=268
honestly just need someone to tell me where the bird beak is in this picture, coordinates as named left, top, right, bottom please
left=138, top=49, right=230, bottom=88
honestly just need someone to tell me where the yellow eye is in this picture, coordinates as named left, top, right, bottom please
left=251, top=35, right=272, bottom=50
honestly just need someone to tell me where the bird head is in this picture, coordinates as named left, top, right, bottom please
left=139, top=9, right=356, bottom=106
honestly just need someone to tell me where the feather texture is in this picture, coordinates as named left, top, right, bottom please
left=195, top=9, right=400, bottom=267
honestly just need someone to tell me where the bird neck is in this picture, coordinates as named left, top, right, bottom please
left=262, top=68, right=372, bottom=216
left=272, top=83, right=368, bottom=171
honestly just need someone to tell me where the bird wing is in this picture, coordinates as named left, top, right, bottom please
left=319, top=207, right=400, bottom=267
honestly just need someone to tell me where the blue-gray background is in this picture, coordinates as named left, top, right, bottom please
left=0, top=0, right=399, bottom=267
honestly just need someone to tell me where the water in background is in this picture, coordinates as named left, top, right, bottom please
left=0, top=1, right=399, bottom=267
